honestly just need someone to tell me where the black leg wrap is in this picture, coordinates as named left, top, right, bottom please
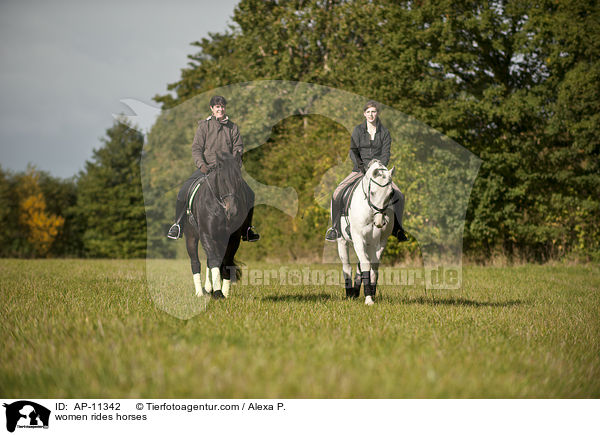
left=364, top=282, right=377, bottom=297
left=362, top=271, right=375, bottom=297
left=345, top=277, right=357, bottom=298
left=361, top=270, right=370, bottom=287
left=354, top=273, right=362, bottom=297
left=367, top=283, right=377, bottom=297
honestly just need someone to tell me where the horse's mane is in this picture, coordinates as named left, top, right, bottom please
left=215, top=152, right=243, bottom=194
left=366, top=159, right=388, bottom=179
left=366, top=159, right=384, bottom=171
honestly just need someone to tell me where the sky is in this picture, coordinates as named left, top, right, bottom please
left=0, top=0, right=239, bottom=178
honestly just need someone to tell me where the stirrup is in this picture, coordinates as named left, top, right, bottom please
left=243, top=226, right=260, bottom=242
left=325, top=227, right=339, bottom=241
left=167, top=223, right=181, bottom=240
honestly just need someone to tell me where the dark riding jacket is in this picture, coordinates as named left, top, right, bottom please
left=192, top=116, right=243, bottom=173
left=349, top=119, right=391, bottom=173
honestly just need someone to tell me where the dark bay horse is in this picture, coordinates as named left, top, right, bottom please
left=184, top=153, right=251, bottom=299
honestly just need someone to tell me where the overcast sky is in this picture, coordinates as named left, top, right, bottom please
left=0, top=0, right=239, bottom=178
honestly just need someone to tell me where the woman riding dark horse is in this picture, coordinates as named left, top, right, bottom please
left=167, top=95, right=259, bottom=242
left=185, top=152, right=251, bottom=299
left=325, top=100, right=408, bottom=243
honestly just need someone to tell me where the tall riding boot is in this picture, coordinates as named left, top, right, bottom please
left=391, top=190, right=408, bottom=242
left=242, top=207, right=260, bottom=242
left=325, top=195, right=342, bottom=241
left=167, top=197, right=187, bottom=240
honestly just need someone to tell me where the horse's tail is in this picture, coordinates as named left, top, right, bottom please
left=232, top=259, right=244, bottom=281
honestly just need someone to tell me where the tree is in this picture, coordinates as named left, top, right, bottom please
left=151, top=0, right=600, bottom=262
left=76, top=121, right=146, bottom=258
left=0, top=167, right=21, bottom=257
left=17, top=168, right=65, bottom=257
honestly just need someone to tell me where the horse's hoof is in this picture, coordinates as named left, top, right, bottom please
left=365, top=296, right=374, bottom=306
left=212, top=290, right=225, bottom=300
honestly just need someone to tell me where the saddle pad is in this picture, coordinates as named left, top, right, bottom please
left=341, top=176, right=363, bottom=216
left=187, top=175, right=207, bottom=212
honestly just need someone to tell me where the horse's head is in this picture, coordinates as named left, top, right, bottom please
left=215, top=152, right=245, bottom=222
left=365, top=160, right=395, bottom=228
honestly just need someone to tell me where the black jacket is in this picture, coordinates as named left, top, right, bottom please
left=349, top=119, right=391, bottom=173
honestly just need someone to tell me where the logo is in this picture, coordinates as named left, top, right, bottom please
left=3, top=401, right=50, bottom=433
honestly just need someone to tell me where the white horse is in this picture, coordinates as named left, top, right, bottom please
left=337, top=160, right=395, bottom=305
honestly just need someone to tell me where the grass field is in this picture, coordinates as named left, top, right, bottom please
left=1, top=259, right=599, bottom=398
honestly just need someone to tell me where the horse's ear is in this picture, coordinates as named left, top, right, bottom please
left=390, top=166, right=395, bottom=177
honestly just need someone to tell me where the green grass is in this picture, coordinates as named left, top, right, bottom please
left=1, top=259, right=599, bottom=398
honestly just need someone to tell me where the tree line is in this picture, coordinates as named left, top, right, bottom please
left=3, top=0, right=598, bottom=261
left=0, top=122, right=145, bottom=258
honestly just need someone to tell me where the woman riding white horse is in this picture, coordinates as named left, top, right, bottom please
left=326, top=100, right=407, bottom=243
left=336, top=160, right=395, bottom=305
left=327, top=100, right=407, bottom=304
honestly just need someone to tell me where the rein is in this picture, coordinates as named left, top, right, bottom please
left=363, top=173, right=392, bottom=215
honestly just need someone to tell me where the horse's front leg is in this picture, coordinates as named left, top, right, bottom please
left=204, top=265, right=212, bottom=293
left=185, top=233, right=204, bottom=297
left=220, top=231, right=241, bottom=298
left=367, top=243, right=382, bottom=305
left=200, top=233, right=227, bottom=299
left=370, top=257, right=380, bottom=302
left=204, top=260, right=225, bottom=299
left=370, top=218, right=393, bottom=300
left=337, top=238, right=357, bottom=298
left=351, top=237, right=375, bottom=305
left=210, top=266, right=224, bottom=299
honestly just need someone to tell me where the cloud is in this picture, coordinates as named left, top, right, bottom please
left=0, top=0, right=239, bottom=178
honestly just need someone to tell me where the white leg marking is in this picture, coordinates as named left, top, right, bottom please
left=365, top=295, right=374, bottom=306
left=193, top=273, right=203, bottom=297
left=222, top=279, right=231, bottom=298
left=211, top=267, right=222, bottom=291
left=204, top=268, right=213, bottom=292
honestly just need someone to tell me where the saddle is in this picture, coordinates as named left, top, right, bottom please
left=340, top=176, right=363, bottom=217
left=337, top=175, right=363, bottom=241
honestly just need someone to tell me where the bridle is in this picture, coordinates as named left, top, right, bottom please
left=362, top=170, right=393, bottom=215
left=206, top=176, right=234, bottom=210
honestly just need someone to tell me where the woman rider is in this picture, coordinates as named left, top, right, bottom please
left=167, top=95, right=259, bottom=242
left=325, top=100, right=408, bottom=242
